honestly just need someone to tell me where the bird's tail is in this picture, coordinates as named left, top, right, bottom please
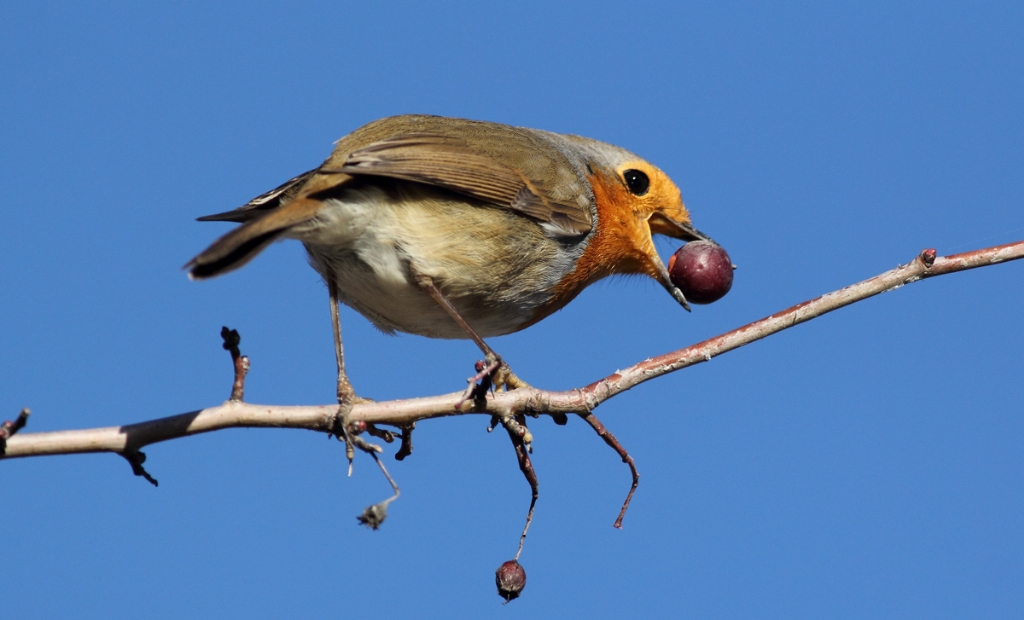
left=185, top=197, right=323, bottom=280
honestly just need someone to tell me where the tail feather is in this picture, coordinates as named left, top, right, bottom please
left=187, top=227, right=286, bottom=279
left=195, top=169, right=318, bottom=224
left=195, top=210, right=254, bottom=223
left=186, top=197, right=324, bottom=279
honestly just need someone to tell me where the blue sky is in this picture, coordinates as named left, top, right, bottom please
left=3, top=1, right=1023, bottom=617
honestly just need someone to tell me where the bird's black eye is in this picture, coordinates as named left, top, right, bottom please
left=623, top=169, right=650, bottom=196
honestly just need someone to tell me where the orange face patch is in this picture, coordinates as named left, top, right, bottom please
left=613, top=160, right=692, bottom=235
left=520, top=169, right=659, bottom=325
left=520, top=161, right=694, bottom=329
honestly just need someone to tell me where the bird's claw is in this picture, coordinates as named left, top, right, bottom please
left=454, top=354, right=531, bottom=410
left=330, top=387, right=374, bottom=475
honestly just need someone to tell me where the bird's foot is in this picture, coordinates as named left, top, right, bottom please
left=331, top=386, right=379, bottom=475
left=329, top=386, right=402, bottom=530
left=492, top=360, right=530, bottom=392
left=454, top=353, right=531, bottom=410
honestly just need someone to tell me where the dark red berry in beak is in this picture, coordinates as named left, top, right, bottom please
left=668, top=241, right=734, bottom=305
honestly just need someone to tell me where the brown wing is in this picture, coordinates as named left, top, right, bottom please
left=334, top=132, right=593, bottom=237
left=189, top=115, right=599, bottom=279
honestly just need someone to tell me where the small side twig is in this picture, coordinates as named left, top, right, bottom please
left=580, top=412, right=639, bottom=529
left=395, top=423, right=415, bottom=461
left=346, top=421, right=401, bottom=529
left=357, top=452, right=401, bottom=530
left=0, top=408, right=30, bottom=455
left=122, top=448, right=158, bottom=487
left=374, top=452, right=400, bottom=499
left=504, top=416, right=538, bottom=561
left=220, top=327, right=249, bottom=402
left=456, top=358, right=499, bottom=410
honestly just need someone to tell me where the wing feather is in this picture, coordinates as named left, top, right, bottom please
left=337, top=133, right=592, bottom=237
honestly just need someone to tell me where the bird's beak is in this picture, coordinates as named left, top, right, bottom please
left=648, top=212, right=714, bottom=244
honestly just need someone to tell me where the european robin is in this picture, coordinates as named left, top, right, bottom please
left=187, top=114, right=712, bottom=424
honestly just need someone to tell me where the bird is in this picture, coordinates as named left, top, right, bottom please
left=186, top=114, right=711, bottom=436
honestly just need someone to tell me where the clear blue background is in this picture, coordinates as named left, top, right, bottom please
left=3, top=1, right=1022, bottom=617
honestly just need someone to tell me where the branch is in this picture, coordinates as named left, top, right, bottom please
left=3, top=241, right=1022, bottom=462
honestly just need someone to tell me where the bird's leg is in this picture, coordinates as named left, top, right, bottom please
left=326, top=281, right=402, bottom=523
left=412, top=272, right=530, bottom=400
left=327, top=279, right=377, bottom=475
left=328, top=280, right=356, bottom=473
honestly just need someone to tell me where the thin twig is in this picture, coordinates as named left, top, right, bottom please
left=455, top=358, right=499, bottom=410
left=373, top=452, right=400, bottom=501
left=504, top=416, right=538, bottom=561
left=220, top=327, right=249, bottom=402
left=395, top=423, right=415, bottom=461
left=0, top=408, right=30, bottom=455
left=580, top=413, right=639, bottom=528
left=356, top=451, right=401, bottom=530
left=122, top=448, right=158, bottom=487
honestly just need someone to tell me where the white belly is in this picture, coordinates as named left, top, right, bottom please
left=289, top=184, right=584, bottom=339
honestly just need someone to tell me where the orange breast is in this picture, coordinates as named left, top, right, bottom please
left=520, top=170, right=659, bottom=328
